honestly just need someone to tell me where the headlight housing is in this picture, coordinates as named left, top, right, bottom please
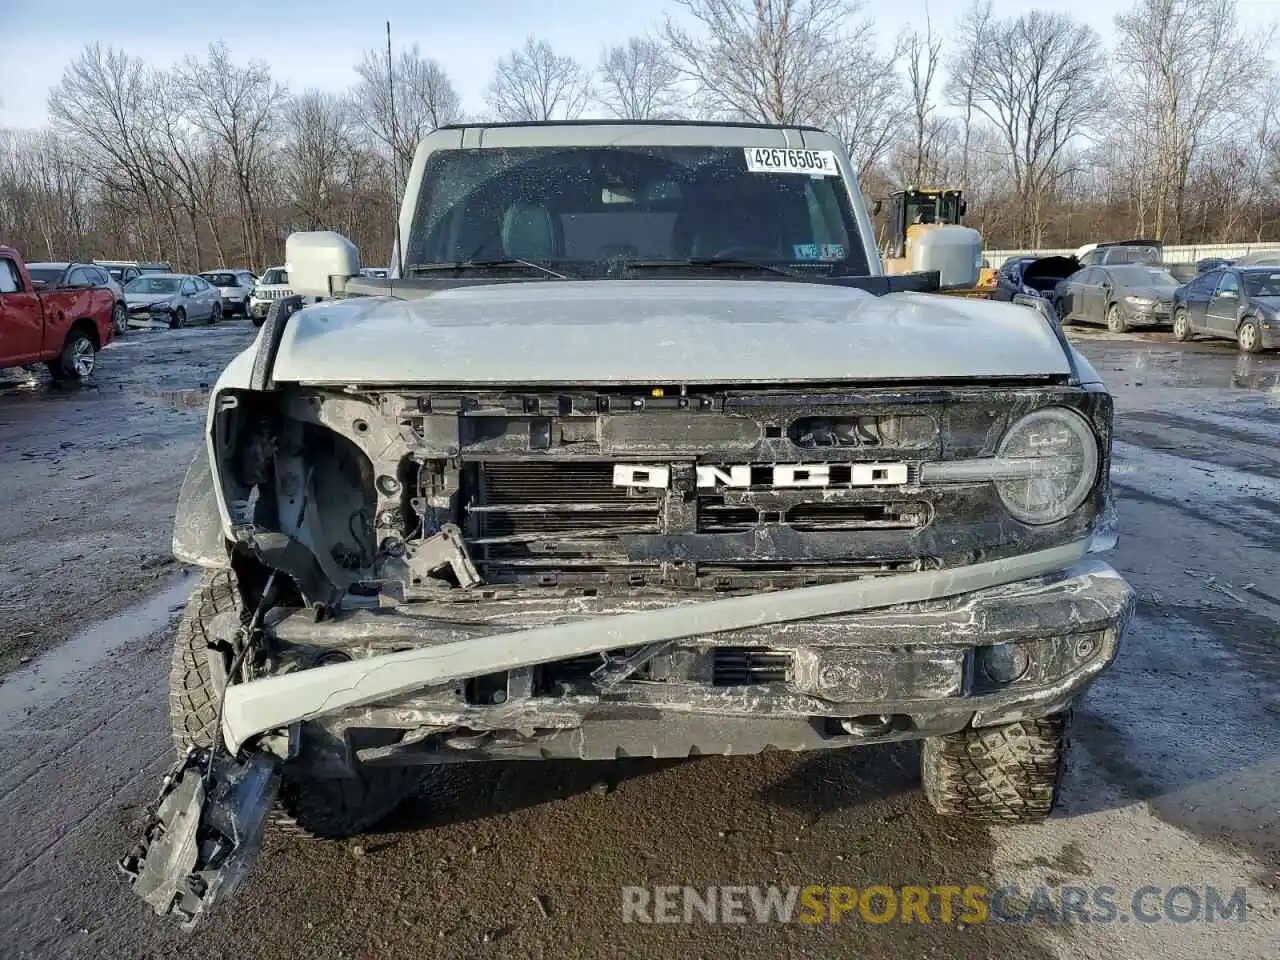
left=995, top=408, right=1100, bottom=524
left=1124, top=296, right=1155, bottom=306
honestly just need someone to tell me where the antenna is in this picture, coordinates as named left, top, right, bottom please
left=386, top=20, right=404, bottom=295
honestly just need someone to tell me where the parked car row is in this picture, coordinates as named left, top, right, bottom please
left=994, top=244, right=1278, bottom=351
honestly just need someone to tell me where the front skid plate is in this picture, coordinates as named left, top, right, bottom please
left=119, top=748, right=279, bottom=928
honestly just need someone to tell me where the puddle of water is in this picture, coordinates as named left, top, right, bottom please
left=0, top=572, right=195, bottom=728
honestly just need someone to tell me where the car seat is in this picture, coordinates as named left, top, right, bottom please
left=501, top=205, right=557, bottom=260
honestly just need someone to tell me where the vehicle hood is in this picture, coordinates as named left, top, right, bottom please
left=270, top=280, right=1074, bottom=386
left=1120, top=282, right=1177, bottom=299
left=126, top=292, right=177, bottom=308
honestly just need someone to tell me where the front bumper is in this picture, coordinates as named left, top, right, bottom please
left=1122, top=303, right=1172, bottom=326
left=126, top=307, right=173, bottom=329
left=227, top=546, right=1134, bottom=769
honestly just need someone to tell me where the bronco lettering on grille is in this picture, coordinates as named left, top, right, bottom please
left=612, top=463, right=910, bottom=490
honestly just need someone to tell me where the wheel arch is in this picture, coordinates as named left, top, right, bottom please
left=172, top=452, right=233, bottom=568
left=68, top=317, right=101, bottom=349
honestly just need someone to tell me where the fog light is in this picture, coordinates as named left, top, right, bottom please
left=1074, top=635, right=1099, bottom=660
left=980, top=643, right=1030, bottom=684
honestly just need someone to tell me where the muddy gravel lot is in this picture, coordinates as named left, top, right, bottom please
left=0, top=319, right=1277, bottom=959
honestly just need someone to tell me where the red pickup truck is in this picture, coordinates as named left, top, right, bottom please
left=0, top=246, right=115, bottom=380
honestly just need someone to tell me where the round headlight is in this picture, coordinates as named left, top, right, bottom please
left=995, top=407, right=1099, bottom=524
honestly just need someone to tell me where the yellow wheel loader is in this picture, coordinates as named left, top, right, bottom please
left=875, top=188, right=996, bottom=296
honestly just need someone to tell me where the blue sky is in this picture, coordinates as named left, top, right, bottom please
left=3, top=0, right=1278, bottom=130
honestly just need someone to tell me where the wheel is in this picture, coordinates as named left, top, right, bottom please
left=1172, top=307, right=1192, bottom=341
left=46, top=328, right=97, bottom=381
left=169, top=570, right=241, bottom=751
left=921, top=714, right=1068, bottom=823
left=209, top=303, right=222, bottom=325
left=252, top=315, right=266, bottom=328
left=170, top=308, right=186, bottom=329
left=1238, top=318, right=1263, bottom=354
left=112, top=301, right=128, bottom=335
left=277, top=767, right=423, bottom=839
left=169, top=570, right=420, bottom=838
left=1105, top=304, right=1128, bottom=334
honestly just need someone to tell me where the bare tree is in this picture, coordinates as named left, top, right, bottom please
left=281, top=91, right=354, bottom=230
left=352, top=44, right=462, bottom=182
left=902, top=18, right=944, bottom=185
left=179, top=42, right=286, bottom=268
left=597, top=37, right=685, bottom=119
left=827, top=49, right=908, bottom=179
left=945, top=0, right=992, bottom=190
left=47, top=44, right=177, bottom=258
left=1113, top=0, right=1275, bottom=241
left=663, top=0, right=874, bottom=125
left=967, top=11, right=1105, bottom=246
left=485, top=38, right=592, bottom=122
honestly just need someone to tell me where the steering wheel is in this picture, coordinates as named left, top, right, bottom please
left=708, top=244, right=780, bottom=261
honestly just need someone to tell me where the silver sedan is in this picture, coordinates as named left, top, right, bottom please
left=123, top=273, right=223, bottom=328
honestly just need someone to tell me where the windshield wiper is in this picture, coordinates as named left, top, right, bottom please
left=407, top=259, right=572, bottom=280
left=621, top=258, right=798, bottom=278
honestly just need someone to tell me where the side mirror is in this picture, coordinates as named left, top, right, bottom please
left=959, top=199, right=968, bottom=216
left=285, top=231, right=360, bottom=298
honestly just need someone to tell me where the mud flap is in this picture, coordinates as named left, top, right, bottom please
left=119, top=747, right=279, bottom=928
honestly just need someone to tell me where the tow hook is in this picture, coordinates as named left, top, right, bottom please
left=119, top=746, right=280, bottom=928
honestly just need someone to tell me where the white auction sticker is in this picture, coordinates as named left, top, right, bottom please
left=743, top=147, right=839, bottom=176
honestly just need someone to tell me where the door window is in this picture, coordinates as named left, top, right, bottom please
left=0, top=258, right=20, bottom=293
left=181, top=279, right=197, bottom=296
left=66, top=267, right=90, bottom=287
left=1216, top=272, right=1240, bottom=296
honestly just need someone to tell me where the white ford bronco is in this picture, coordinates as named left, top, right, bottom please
left=121, top=121, right=1133, bottom=926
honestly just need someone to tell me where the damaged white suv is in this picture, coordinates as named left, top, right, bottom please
left=122, top=121, right=1134, bottom=926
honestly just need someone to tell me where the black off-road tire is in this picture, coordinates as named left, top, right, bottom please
left=169, top=570, right=240, bottom=752
left=168, top=571, right=421, bottom=838
left=276, top=767, right=423, bottom=839
left=921, top=714, right=1068, bottom=823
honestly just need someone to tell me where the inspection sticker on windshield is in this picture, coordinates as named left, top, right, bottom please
left=744, top=147, right=839, bottom=176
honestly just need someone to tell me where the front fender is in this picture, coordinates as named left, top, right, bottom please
left=172, top=452, right=230, bottom=568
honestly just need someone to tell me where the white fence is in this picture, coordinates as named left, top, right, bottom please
left=984, top=242, right=1280, bottom=269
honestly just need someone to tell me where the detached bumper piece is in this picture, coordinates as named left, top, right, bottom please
left=119, top=748, right=279, bottom=928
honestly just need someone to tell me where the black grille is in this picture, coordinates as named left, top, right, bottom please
left=785, top=501, right=929, bottom=532
left=536, top=648, right=641, bottom=692
left=712, top=648, right=793, bottom=686
left=698, top=497, right=930, bottom=533
left=467, top=462, right=660, bottom=582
